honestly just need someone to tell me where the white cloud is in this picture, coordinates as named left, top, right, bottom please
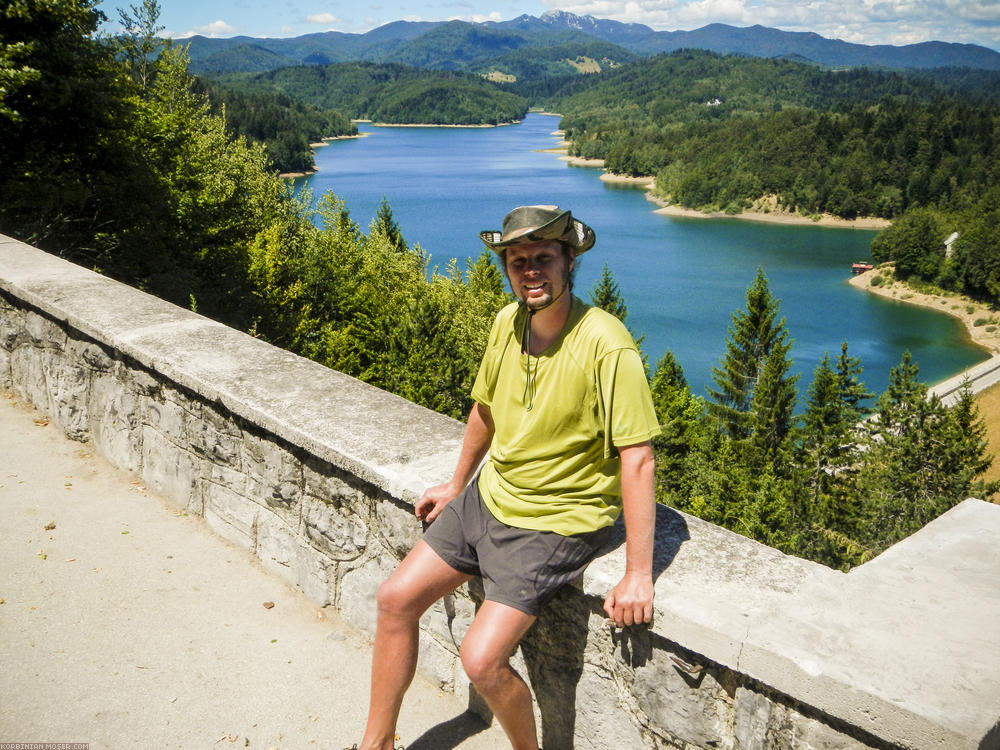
left=542, top=0, right=999, bottom=49
left=307, top=12, right=339, bottom=24
left=175, top=20, right=239, bottom=38
left=451, top=10, right=504, bottom=22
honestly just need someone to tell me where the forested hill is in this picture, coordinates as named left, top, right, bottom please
left=543, top=51, right=999, bottom=221
left=210, top=63, right=528, bottom=125
left=183, top=12, right=1000, bottom=76
left=197, top=80, right=356, bottom=173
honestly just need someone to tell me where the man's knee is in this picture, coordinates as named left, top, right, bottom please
left=376, top=574, right=421, bottom=622
left=460, top=635, right=511, bottom=687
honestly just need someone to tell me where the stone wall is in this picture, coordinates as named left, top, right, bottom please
left=2, top=234, right=998, bottom=750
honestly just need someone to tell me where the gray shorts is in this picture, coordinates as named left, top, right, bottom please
left=422, top=479, right=614, bottom=616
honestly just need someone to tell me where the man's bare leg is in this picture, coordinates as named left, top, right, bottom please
left=358, top=540, right=472, bottom=750
left=460, top=601, right=539, bottom=750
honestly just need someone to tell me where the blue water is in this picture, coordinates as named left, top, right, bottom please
left=297, top=113, right=986, bottom=399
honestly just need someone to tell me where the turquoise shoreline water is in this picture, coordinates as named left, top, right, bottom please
left=297, top=113, right=986, bottom=400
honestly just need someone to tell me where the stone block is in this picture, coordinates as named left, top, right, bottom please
left=732, top=686, right=774, bottom=750
left=141, top=425, right=203, bottom=512
left=416, top=626, right=462, bottom=692
left=89, top=370, right=144, bottom=473
left=295, top=541, right=336, bottom=607
left=10, top=344, right=51, bottom=412
left=145, top=391, right=194, bottom=444
left=188, top=403, right=242, bottom=468
left=242, top=431, right=302, bottom=522
left=43, top=349, right=90, bottom=441
left=570, top=662, right=647, bottom=750
left=302, top=493, right=367, bottom=561
left=338, top=554, right=397, bottom=636
left=126, top=366, right=161, bottom=397
left=373, top=495, right=422, bottom=557
left=24, top=310, right=66, bottom=349
left=255, top=509, right=300, bottom=586
left=303, top=456, right=367, bottom=514
left=207, top=462, right=246, bottom=495
left=204, top=480, right=258, bottom=551
left=767, top=698, right=878, bottom=750
left=67, top=338, right=113, bottom=372
left=0, top=345, right=11, bottom=389
left=630, top=636, right=730, bottom=749
left=0, top=303, right=24, bottom=350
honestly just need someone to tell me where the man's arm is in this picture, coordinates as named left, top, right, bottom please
left=415, top=401, right=495, bottom=523
left=603, top=440, right=656, bottom=628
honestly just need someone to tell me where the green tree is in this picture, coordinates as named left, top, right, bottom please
left=952, top=191, right=1000, bottom=304
left=0, top=0, right=135, bottom=253
left=707, top=268, right=792, bottom=442
left=855, top=354, right=997, bottom=553
left=870, top=207, right=948, bottom=280
left=794, top=343, right=874, bottom=567
left=589, top=263, right=628, bottom=320
left=648, top=350, right=705, bottom=504
left=116, top=0, right=165, bottom=89
left=588, top=262, right=646, bottom=364
left=371, top=196, right=408, bottom=253
left=748, top=337, right=797, bottom=464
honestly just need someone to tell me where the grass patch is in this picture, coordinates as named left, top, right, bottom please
left=973, top=383, right=1000, bottom=499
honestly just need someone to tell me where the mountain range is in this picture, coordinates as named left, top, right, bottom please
left=183, top=10, right=1000, bottom=76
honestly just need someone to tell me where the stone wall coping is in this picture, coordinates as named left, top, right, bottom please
left=3, top=234, right=998, bottom=749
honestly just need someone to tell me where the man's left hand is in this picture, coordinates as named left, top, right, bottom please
left=603, top=570, right=653, bottom=628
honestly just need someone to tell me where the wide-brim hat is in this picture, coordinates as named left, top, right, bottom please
left=480, top=205, right=595, bottom=255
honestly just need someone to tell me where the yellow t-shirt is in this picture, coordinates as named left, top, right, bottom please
left=472, top=297, right=661, bottom=536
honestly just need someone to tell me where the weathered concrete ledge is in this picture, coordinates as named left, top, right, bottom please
left=2, top=233, right=998, bottom=749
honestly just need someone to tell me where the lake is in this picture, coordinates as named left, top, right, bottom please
left=297, top=112, right=985, bottom=399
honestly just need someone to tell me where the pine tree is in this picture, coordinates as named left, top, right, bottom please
left=835, top=341, right=874, bottom=420
left=588, top=263, right=646, bottom=364
left=853, top=353, right=997, bottom=554
left=796, top=345, right=873, bottom=568
left=749, top=340, right=798, bottom=464
left=648, top=350, right=705, bottom=503
left=707, top=267, right=792, bottom=442
left=371, top=196, right=407, bottom=252
left=589, top=263, right=628, bottom=321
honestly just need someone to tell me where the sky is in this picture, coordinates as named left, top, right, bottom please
left=100, top=0, right=1000, bottom=52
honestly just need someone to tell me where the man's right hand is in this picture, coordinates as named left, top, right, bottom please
left=415, top=481, right=461, bottom=523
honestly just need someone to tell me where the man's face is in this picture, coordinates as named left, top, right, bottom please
left=505, top=240, right=574, bottom=311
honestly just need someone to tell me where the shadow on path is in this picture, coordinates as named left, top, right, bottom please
left=406, top=711, right=492, bottom=750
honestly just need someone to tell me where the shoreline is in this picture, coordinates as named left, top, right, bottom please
left=279, top=132, right=369, bottom=178
left=654, top=203, right=891, bottom=230
left=543, top=136, right=888, bottom=230
left=366, top=120, right=521, bottom=128
left=848, top=268, right=1000, bottom=355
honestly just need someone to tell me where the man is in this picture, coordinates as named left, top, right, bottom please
left=351, top=205, right=660, bottom=750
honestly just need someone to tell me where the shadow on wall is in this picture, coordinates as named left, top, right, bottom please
left=523, top=504, right=690, bottom=748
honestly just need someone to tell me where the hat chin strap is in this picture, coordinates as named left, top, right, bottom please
left=518, top=283, right=569, bottom=412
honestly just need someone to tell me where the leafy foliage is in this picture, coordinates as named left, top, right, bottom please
left=657, top=272, right=996, bottom=569
left=197, top=79, right=356, bottom=173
